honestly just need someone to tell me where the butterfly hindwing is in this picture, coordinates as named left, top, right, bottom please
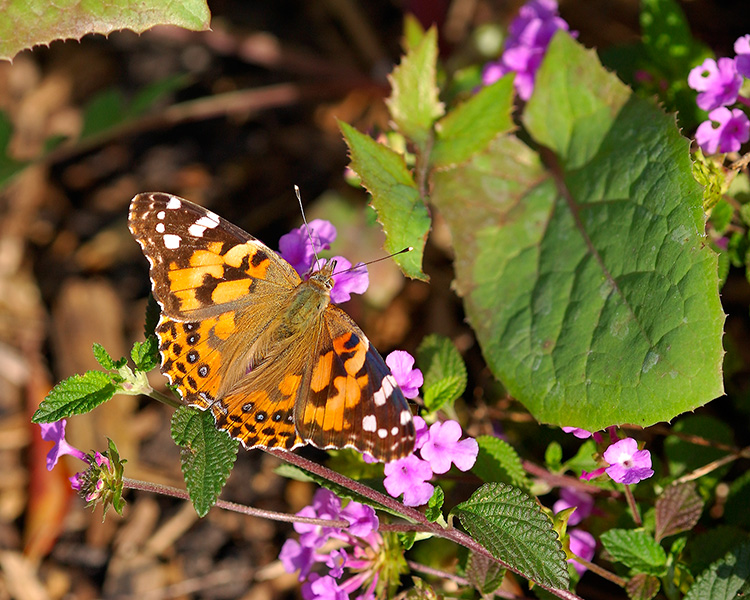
left=295, top=307, right=416, bottom=462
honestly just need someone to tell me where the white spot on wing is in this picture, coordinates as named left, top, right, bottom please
left=166, top=197, right=182, bottom=210
left=391, top=426, right=398, bottom=435
left=377, top=428, right=388, bottom=439
left=362, top=415, right=377, bottom=432
left=164, top=234, right=181, bottom=249
left=196, top=215, right=219, bottom=228
left=157, top=211, right=166, bottom=220
left=188, top=223, right=206, bottom=237
left=400, top=410, right=411, bottom=425
left=373, top=374, right=397, bottom=406
left=155, top=222, right=165, bottom=233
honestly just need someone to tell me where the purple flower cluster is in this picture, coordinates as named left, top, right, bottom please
left=279, top=220, right=368, bottom=304
left=688, top=35, right=750, bottom=154
left=482, top=0, right=573, bottom=101
left=279, top=489, right=392, bottom=600
left=383, top=417, right=478, bottom=506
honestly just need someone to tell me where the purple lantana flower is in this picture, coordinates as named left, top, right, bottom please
left=385, top=351, right=423, bottom=399
left=279, top=219, right=336, bottom=276
left=383, top=454, right=435, bottom=506
left=482, top=0, right=573, bottom=100
left=688, top=57, right=742, bottom=111
left=602, top=438, right=654, bottom=484
left=315, top=257, right=369, bottom=304
left=735, top=35, right=750, bottom=78
left=695, top=107, right=750, bottom=154
left=280, top=489, right=403, bottom=600
left=419, top=420, right=479, bottom=474
left=561, top=427, right=592, bottom=439
left=568, top=529, right=596, bottom=576
left=553, top=488, right=594, bottom=526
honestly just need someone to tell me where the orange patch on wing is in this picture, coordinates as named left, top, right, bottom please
left=211, top=279, right=251, bottom=304
left=310, top=351, right=334, bottom=392
left=190, top=249, right=225, bottom=267
left=174, top=289, right=202, bottom=311
left=223, top=242, right=270, bottom=279
left=279, top=373, right=301, bottom=397
left=333, top=334, right=367, bottom=375
left=212, top=312, right=236, bottom=340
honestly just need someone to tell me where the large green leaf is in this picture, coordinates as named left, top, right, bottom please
left=685, top=542, right=750, bottom=600
left=451, top=483, right=569, bottom=589
left=430, top=32, right=724, bottom=431
left=1, top=0, right=209, bottom=61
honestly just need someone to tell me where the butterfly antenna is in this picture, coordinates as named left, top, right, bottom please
left=295, top=185, right=321, bottom=267
left=333, top=246, right=413, bottom=276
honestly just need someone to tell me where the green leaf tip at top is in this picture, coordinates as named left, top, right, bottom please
left=416, top=334, right=467, bottom=412
left=340, top=121, right=430, bottom=281
left=32, top=370, right=119, bottom=424
left=171, top=406, right=239, bottom=517
left=451, top=482, right=569, bottom=589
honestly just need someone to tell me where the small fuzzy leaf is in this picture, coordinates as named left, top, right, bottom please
left=431, top=74, right=515, bottom=168
left=472, top=436, right=530, bottom=491
left=131, top=336, right=159, bottom=372
left=171, top=406, right=239, bottom=517
left=385, top=26, right=444, bottom=147
left=600, top=529, right=667, bottom=576
left=425, top=485, right=444, bottom=522
left=32, top=371, right=118, bottom=423
left=416, top=334, right=467, bottom=412
left=655, top=482, right=704, bottom=542
left=93, top=343, right=116, bottom=370
left=341, top=121, right=430, bottom=280
left=626, top=573, right=661, bottom=600
left=451, top=483, right=569, bottom=589
left=1, top=0, right=210, bottom=62
left=466, top=551, right=506, bottom=597
left=545, top=442, right=563, bottom=472
left=685, top=541, right=750, bottom=600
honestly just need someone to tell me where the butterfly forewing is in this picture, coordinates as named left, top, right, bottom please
left=129, top=192, right=416, bottom=463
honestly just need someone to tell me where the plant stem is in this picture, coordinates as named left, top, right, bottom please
left=623, top=484, right=642, bottom=526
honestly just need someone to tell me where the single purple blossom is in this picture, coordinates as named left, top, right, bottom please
left=40, top=419, right=87, bottom=470
left=568, top=529, right=596, bottom=576
left=294, top=488, right=343, bottom=548
left=735, top=35, right=750, bottom=78
left=322, top=257, right=368, bottom=304
left=385, top=351, right=423, bottom=399
left=340, top=502, right=378, bottom=538
left=580, top=467, right=606, bottom=481
left=279, top=219, right=337, bottom=276
left=325, top=549, right=348, bottom=579
left=553, top=488, right=594, bottom=526
left=302, top=573, right=348, bottom=600
left=695, top=107, right=750, bottom=154
left=561, top=427, right=592, bottom=439
left=383, top=454, right=434, bottom=506
left=412, top=416, right=429, bottom=450
left=688, top=57, right=742, bottom=111
left=280, top=539, right=316, bottom=580
left=419, top=420, right=479, bottom=474
left=603, top=438, right=654, bottom=484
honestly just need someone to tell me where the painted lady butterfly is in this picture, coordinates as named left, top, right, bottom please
left=129, top=192, right=416, bottom=462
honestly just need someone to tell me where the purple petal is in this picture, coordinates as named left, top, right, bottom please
left=412, top=416, right=429, bottom=450
left=325, top=257, right=368, bottom=304
left=325, top=548, right=347, bottom=579
left=401, top=480, right=435, bottom=507
left=279, top=539, right=316, bottom=579
left=561, top=427, right=592, bottom=439
left=279, top=220, right=337, bottom=276
left=419, top=420, right=478, bottom=474
left=385, top=351, right=423, bottom=399
left=40, top=419, right=87, bottom=469
left=383, top=454, right=433, bottom=500
left=568, top=529, right=596, bottom=576
left=340, top=502, right=378, bottom=537
left=553, top=488, right=594, bottom=526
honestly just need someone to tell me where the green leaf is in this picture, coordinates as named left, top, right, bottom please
left=340, top=121, right=430, bottom=280
left=466, top=551, right=506, bottom=597
left=93, top=343, right=117, bottom=370
left=654, top=482, right=704, bottom=542
left=431, top=74, right=515, bottom=169
left=80, top=89, right=127, bottom=139
left=640, top=0, right=710, bottom=73
left=685, top=526, right=750, bottom=576
left=451, top=483, right=569, bottom=589
left=0, top=111, right=28, bottom=189
left=32, top=370, right=118, bottom=423
left=544, top=441, right=563, bottom=472
left=0, top=0, right=210, bottom=62
left=431, top=33, right=724, bottom=431
left=385, top=26, right=444, bottom=147
left=425, top=485, right=444, bottom=522
left=128, top=74, right=189, bottom=118
left=685, top=541, right=750, bottom=600
left=472, top=436, right=530, bottom=491
left=600, top=529, right=667, bottom=576
left=131, top=336, right=159, bottom=372
left=416, top=334, right=467, bottom=412
left=402, top=14, right=427, bottom=52
left=171, top=406, right=239, bottom=517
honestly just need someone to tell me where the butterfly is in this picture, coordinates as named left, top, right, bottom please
left=129, top=192, right=416, bottom=462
